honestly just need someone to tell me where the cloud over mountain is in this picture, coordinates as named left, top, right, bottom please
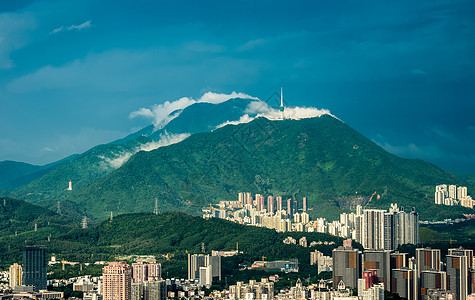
left=129, top=91, right=258, bottom=130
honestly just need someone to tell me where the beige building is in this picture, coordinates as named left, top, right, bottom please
left=9, top=263, right=22, bottom=289
left=103, top=261, right=132, bottom=300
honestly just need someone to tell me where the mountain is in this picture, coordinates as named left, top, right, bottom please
left=3, top=98, right=257, bottom=206
left=67, top=115, right=466, bottom=221
left=0, top=161, right=46, bottom=190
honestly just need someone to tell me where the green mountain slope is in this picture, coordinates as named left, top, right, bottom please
left=4, top=98, right=256, bottom=207
left=0, top=211, right=345, bottom=280
left=69, top=116, right=465, bottom=221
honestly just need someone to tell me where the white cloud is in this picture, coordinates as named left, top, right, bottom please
left=129, top=91, right=259, bottom=130
left=215, top=100, right=333, bottom=129
left=215, top=114, right=255, bottom=129
left=199, top=91, right=258, bottom=104
left=100, top=132, right=190, bottom=169
left=49, top=20, right=92, bottom=34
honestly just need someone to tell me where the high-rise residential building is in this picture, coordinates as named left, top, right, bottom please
left=469, top=269, right=475, bottom=296
left=9, top=263, right=22, bottom=289
left=332, top=246, right=362, bottom=289
left=390, top=252, right=408, bottom=270
left=317, top=256, right=333, bottom=274
left=363, top=250, right=391, bottom=290
left=287, top=198, right=292, bottom=216
left=199, top=265, right=213, bottom=287
left=148, top=263, right=161, bottom=279
left=303, top=197, right=307, bottom=212
left=416, top=248, right=441, bottom=276
left=449, top=248, right=474, bottom=269
left=23, top=245, right=47, bottom=291
left=449, top=185, right=457, bottom=199
left=301, top=212, right=310, bottom=224
left=256, top=194, right=263, bottom=211
left=102, top=261, right=132, bottom=300
left=357, top=205, right=419, bottom=251
left=267, top=196, right=274, bottom=214
left=131, top=262, right=161, bottom=284
left=420, top=270, right=447, bottom=300
left=187, top=254, right=221, bottom=284
left=131, top=282, right=142, bottom=300
left=310, top=250, right=323, bottom=266
left=446, top=254, right=469, bottom=300
left=238, top=192, right=245, bottom=204
left=361, top=209, right=386, bottom=250
left=247, top=196, right=253, bottom=206
left=391, top=268, right=414, bottom=300
left=457, top=186, right=468, bottom=200
left=435, top=185, right=448, bottom=205
left=143, top=279, right=166, bottom=300
left=445, top=248, right=472, bottom=300
left=132, top=262, right=147, bottom=284
left=416, top=248, right=441, bottom=299
left=276, top=196, right=283, bottom=211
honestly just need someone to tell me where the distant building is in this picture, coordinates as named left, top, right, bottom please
left=102, top=261, right=132, bottom=300
left=356, top=204, right=419, bottom=251
left=229, top=278, right=274, bottom=300
left=317, top=256, right=333, bottom=274
left=391, top=268, right=414, bottom=300
left=23, top=245, right=47, bottom=291
left=310, top=250, right=323, bottom=265
left=420, top=270, right=447, bottom=300
left=143, top=279, right=166, bottom=300
left=416, top=248, right=441, bottom=299
left=332, top=246, right=362, bottom=289
left=9, top=263, right=22, bottom=290
left=299, top=237, right=308, bottom=247
left=187, top=254, right=221, bottom=286
left=363, top=250, right=391, bottom=290
left=267, top=196, right=274, bottom=214
left=447, top=248, right=472, bottom=300
left=132, top=262, right=161, bottom=284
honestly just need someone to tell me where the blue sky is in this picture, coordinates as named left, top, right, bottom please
left=0, top=0, right=474, bottom=173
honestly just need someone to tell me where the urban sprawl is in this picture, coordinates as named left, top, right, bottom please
left=1, top=185, right=474, bottom=300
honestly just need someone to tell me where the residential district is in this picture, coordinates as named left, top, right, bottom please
left=0, top=187, right=473, bottom=300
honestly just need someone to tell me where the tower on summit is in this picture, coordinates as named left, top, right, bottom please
left=279, top=87, right=285, bottom=119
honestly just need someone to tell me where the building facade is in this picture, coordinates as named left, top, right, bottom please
left=23, top=245, right=47, bottom=291
left=102, top=261, right=132, bottom=300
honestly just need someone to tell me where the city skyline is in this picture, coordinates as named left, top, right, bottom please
left=0, top=1, right=474, bottom=172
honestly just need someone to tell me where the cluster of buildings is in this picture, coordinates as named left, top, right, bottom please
left=333, top=242, right=475, bottom=300
left=187, top=254, right=222, bottom=288
left=2, top=245, right=64, bottom=299
left=435, top=185, right=473, bottom=208
left=205, top=276, right=383, bottom=300
left=284, top=203, right=419, bottom=251
left=206, top=193, right=420, bottom=252
left=204, top=193, right=310, bottom=232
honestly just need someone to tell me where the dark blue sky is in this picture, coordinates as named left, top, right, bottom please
left=1, top=0, right=474, bottom=173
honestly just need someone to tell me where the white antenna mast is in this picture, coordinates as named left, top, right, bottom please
left=279, top=87, right=284, bottom=119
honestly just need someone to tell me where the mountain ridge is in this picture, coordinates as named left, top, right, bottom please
left=66, top=115, right=466, bottom=221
